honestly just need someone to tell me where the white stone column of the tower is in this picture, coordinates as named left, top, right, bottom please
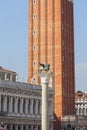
left=38, top=64, right=52, bottom=130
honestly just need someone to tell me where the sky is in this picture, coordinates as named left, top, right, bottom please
left=0, top=1, right=87, bottom=91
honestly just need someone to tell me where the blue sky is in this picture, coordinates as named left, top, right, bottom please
left=0, top=1, right=87, bottom=91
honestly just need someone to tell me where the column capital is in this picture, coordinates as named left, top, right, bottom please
left=38, top=71, right=53, bottom=84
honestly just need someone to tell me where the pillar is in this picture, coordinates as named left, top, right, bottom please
left=26, top=125, right=29, bottom=130
left=14, top=97, right=18, bottom=113
left=21, top=125, right=23, bottom=130
left=10, top=74, right=12, bottom=81
left=15, top=124, right=18, bottom=130
left=3, top=95, right=7, bottom=112
left=10, top=124, right=13, bottom=130
left=38, top=70, right=52, bottom=130
left=9, top=96, right=13, bottom=113
left=5, top=73, right=7, bottom=80
left=20, top=98, right=23, bottom=114
left=30, top=99, right=34, bottom=114
left=35, top=100, right=38, bottom=114
left=25, top=98, right=28, bottom=114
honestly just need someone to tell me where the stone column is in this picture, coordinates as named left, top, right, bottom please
left=35, top=100, right=38, bottom=114
left=9, top=96, right=13, bottom=113
left=38, top=71, right=52, bottom=130
left=5, top=73, right=7, bottom=80
left=21, top=125, right=23, bottom=130
left=10, top=74, right=12, bottom=81
left=35, top=125, right=38, bottom=130
left=31, top=125, right=33, bottom=130
left=3, top=95, right=7, bottom=112
left=20, top=98, right=23, bottom=114
left=30, top=99, right=34, bottom=114
left=10, top=124, right=13, bottom=130
left=26, top=125, right=28, bottom=130
left=15, top=124, right=18, bottom=130
left=25, top=98, right=28, bottom=114
left=14, top=97, right=18, bottom=113
left=85, top=108, right=86, bottom=115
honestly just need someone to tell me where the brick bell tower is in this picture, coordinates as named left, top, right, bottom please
left=28, top=0, right=75, bottom=129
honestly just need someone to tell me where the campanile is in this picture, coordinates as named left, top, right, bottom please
left=28, top=0, right=75, bottom=129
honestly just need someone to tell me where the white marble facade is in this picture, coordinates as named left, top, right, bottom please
left=75, top=91, right=87, bottom=116
left=0, top=81, right=54, bottom=130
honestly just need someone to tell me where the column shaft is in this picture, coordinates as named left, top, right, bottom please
left=3, top=95, right=7, bottom=112
left=15, top=97, right=18, bottom=113
left=9, top=96, right=13, bottom=113
left=20, top=98, right=23, bottom=114
left=42, top=83, right=49, bottom=130
left=25, top=99, right=28, bottom=114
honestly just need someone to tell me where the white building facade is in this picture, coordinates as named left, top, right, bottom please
left=0, top=81, right=54, bottom=130
left=75, top=91, right=87, bottom=116
left=75, top=91, right=87, bottom=130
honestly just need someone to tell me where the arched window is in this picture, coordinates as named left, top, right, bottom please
left=67, top=124, right=71, bottom=130
left=79, top=108, right=81, bottom=115
left=82, top=108, right=85, bottom=115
